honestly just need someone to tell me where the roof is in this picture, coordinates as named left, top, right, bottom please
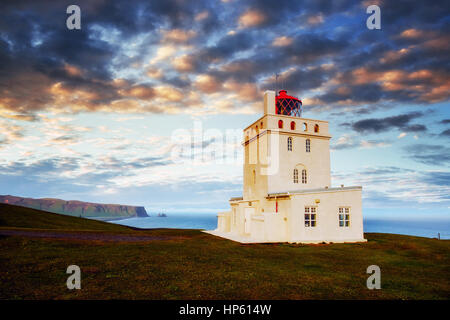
left=267, top=186, right=362, bottom=198
left=276, top=90, right=302, bottom=103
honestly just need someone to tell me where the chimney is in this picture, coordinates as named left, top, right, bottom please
left=264, top=91, right=276, bottom=115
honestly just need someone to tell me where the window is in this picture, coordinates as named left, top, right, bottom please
left=339, top=207, right=350, bottom=227
left=314, top=124, right=319, bottom=133
left=302, top=169, right=307, bottom=184
left=293, top=168, right=298, bottom=183
left=287, top=137, right=292, bottom=151
left=306, top=139, right=310, bottom=152
left=278, top=120, right=283, bottom=129
left=303, top=122, right=308, bottom=131
left=304, top=207, right=317, bottom=227
left=253, top=169, right=256, bottom=184
left=290, top=121, right=296, bottom=130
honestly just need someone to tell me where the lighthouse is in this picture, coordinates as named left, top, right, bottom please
left=207, top=90, right=366, bottom=244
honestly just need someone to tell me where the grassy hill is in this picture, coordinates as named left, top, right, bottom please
left=0, top=203, right=449, bottom=300
left=0, top=203, right=131, bottom=232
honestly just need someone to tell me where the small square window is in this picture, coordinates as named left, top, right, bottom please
left=304, top=207, right=317, bottom=228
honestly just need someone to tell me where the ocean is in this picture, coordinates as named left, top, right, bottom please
left=111, top=213, right=450, bottom=239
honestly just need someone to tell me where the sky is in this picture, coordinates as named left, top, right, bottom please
left=0, top=0, right=449, bottom=219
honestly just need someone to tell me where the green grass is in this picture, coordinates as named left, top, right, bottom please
left=0, top=204, right=449, bottom=300
left=0, top=203, right=131, bottom=232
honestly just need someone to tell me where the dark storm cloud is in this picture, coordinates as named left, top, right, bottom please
left=195, top=31, right=256, bottom=65
left=403, top=144, right=450, bottom=166
left=0, top=0, right=449, bottom=117
left=0, top=0, right=217, bottom=115
left=380, top=0, right=450, bottom=25
left=440, top=119, right=450, bottom=124
left=350, top=112, right=426, bottom=133
left=440, top=129, right=450, bottom=137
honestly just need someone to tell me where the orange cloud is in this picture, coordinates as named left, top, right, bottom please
left=195, top=74, right=222, bottom=93
left=64, top=64, right=83, bottom=77
left=172, top=55, right=195, bottom=72
left=238, top=10, right=266, bottom=28
left=272, top=36, right=293, bottom=47
left=162, top=29, right=196, bottom=43
left=307, top=14, right=324, bottom=25
left=118, top=85, right=155, bottom=99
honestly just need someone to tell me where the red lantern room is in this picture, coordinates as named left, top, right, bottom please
left=276, top=90, right=302, bottom=117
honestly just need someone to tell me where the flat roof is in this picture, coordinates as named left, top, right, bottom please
left=267, top=186, right=362, bottom=198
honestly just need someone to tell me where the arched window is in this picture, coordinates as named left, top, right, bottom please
left=290, top=121, right=296, bottom=130
left=314, top=124, right=319, bottom=133
left=287, top=137, right=292, bottom=151
left=303, top=123, right=307, bottom=131
left=293, top=169, right=298, bottom=183
left=306, top=139, right=310, bottom=152
left=278, top=119, right=283, bottom=129
left=302, top=169, right=307, bottom=184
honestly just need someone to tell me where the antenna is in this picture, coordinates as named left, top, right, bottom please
left=275, top=73, right=279, bottom=94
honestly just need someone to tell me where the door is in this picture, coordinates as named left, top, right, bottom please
left=244, top=207, right=254, bottom=234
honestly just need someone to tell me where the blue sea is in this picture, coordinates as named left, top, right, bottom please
left=111, top=213, right=450, bottom=239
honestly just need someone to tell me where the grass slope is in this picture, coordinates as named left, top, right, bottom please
left=0, top=204, right=449, bottom=300
left=0, top=203, right=131, bottom=232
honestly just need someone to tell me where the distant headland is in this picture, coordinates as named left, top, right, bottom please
left=0, top=195, right=148, bottom=220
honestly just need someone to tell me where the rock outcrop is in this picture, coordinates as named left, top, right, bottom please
left=0, top=195, right=148, bottom=219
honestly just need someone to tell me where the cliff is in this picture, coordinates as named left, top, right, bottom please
left=0, top=195, right=148, bottom=219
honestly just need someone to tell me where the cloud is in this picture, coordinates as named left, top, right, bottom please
left=404, top=144, right=450, bottom=166
left=272, top=36, right=293, bottom=47
left=350, top=112, right=426, bottom=133
left=238, top=9, right=267, bottom=28
left=162, top=29, right=196, bottom=43
left=331, top=134, right=391, bottom=150
left=332, top=166, right=450, bottom=206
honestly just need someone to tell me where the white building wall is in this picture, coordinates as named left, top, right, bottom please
left=288, top=189, right=364, bottom=243
left=212, top=90, right=365, bottom=244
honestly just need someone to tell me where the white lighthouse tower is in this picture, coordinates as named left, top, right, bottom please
left=207, top=90, right=366, bottom=243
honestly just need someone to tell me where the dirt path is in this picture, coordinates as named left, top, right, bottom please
left=0, top=229, right=184, bottom=242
